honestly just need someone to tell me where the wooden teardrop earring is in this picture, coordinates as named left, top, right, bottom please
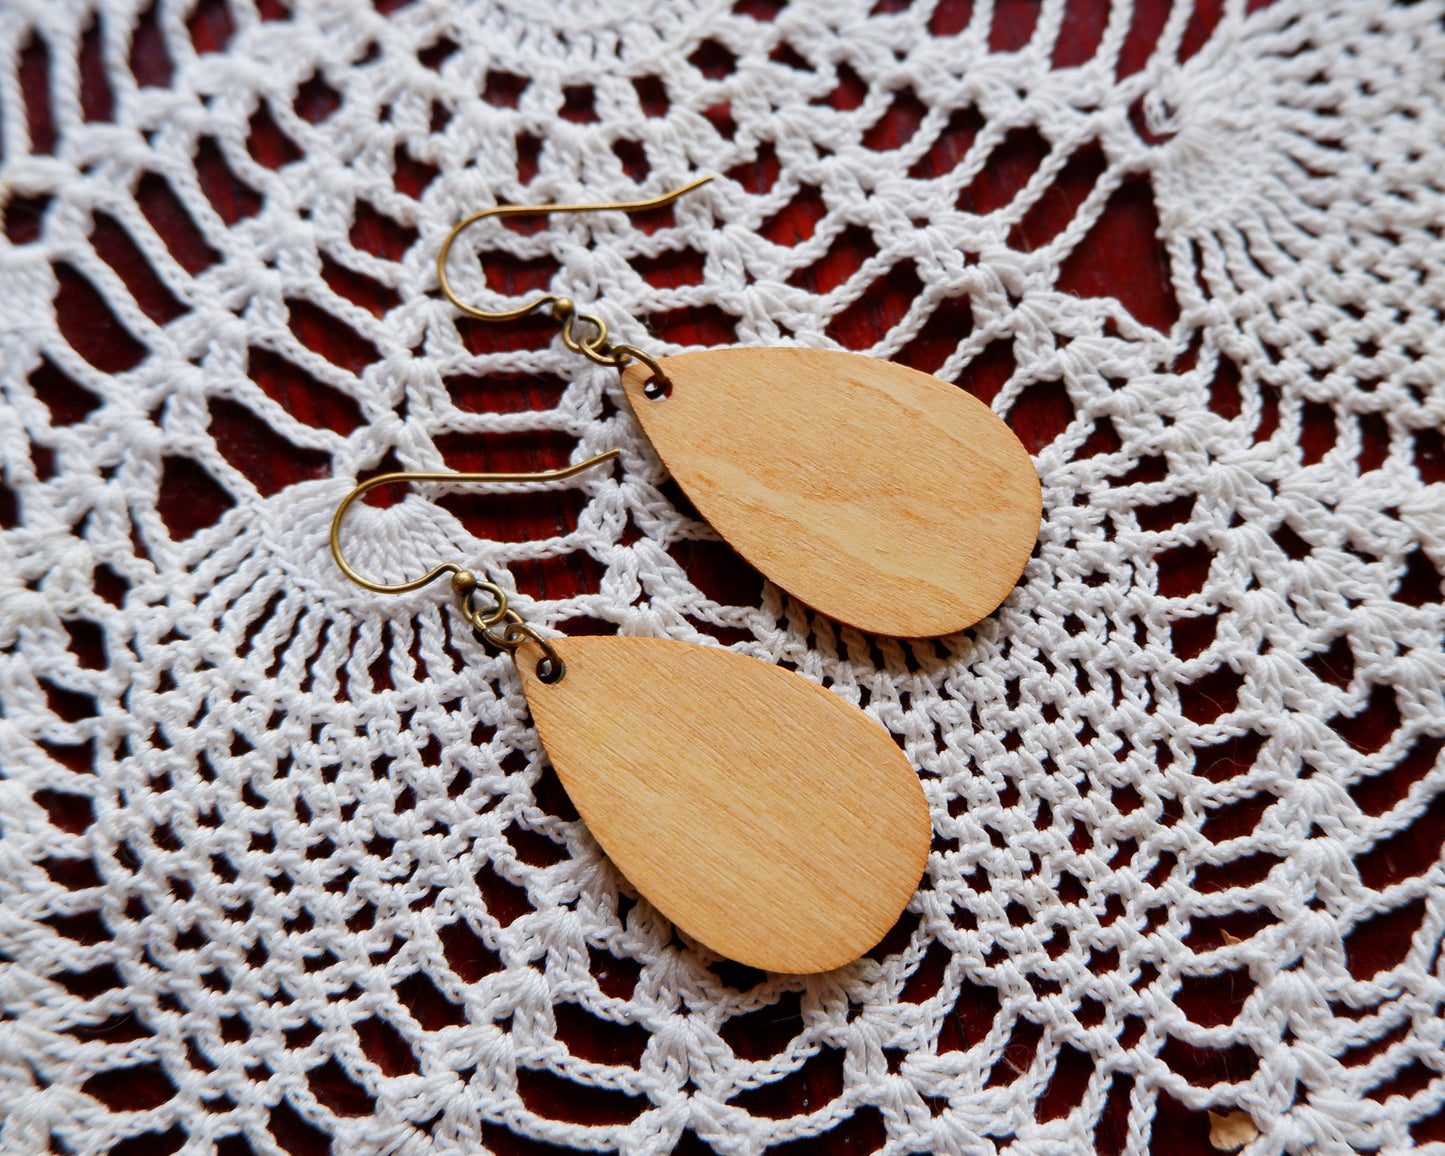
left=330, top=458, right=930, bottom=974
left=437, top=177, right=1042, bottom=640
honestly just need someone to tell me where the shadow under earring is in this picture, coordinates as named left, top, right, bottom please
left=438, top=177, right=1042, bottom=639
left=331, top=457, right=930, bottom=975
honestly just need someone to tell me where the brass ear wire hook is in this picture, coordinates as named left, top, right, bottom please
left=329, top=449, right=621, bottom=681
left=436, top=177, right=713, bottom=393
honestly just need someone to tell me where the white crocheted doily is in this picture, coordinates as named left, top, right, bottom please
left=2, top=1, right=1444, bottom=1154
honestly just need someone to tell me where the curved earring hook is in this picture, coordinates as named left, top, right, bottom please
left=436, top=177, right=713, bottom=387
left=436, top=176, right=713, bottom=324
left=330, top=449, right=621, bottom=595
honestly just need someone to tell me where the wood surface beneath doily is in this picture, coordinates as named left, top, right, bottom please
left=14, top=0, right=1443, bottom=1153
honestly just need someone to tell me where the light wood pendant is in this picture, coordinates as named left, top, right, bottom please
left=517, top=635, right=931, bottom=974
left=621, top=347, right=1041, bottom=638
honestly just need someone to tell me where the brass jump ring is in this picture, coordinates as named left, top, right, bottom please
left=480, top=610, right=565, bottom=682
left=610, top=343, right=672, bottom=393
left=461, top=582, right=511, bottom=630
left=561, top=310, right=613, bottom=359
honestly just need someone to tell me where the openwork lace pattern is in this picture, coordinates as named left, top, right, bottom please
left=2, top=1, right=1444, bottom=1153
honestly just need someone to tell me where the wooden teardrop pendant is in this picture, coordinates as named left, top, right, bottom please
left=621, top=348, right=1041, bottom=638
left=516, top=636, right=930, bottom=974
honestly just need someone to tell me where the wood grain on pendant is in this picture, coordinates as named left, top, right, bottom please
left=516, top=635, right=930, bottom=974
left=621, top=348, right=1041, bottom=638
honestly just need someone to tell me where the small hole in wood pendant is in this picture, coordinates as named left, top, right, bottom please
left=643, top=373, right=672, bottom=400
left=536, top=657, right=566, bottom=684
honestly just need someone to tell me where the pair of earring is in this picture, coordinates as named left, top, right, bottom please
left=331, top=178, right=1041, bottom=974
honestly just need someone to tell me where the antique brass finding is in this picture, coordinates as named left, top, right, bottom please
left=435, top=177, right=714, bottom=388
left=329, top=450, right=621, bottom=679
